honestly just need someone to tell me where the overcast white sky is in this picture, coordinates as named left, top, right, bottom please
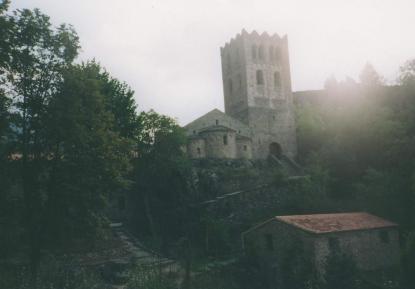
left=10, top=0, right=415, bottom=124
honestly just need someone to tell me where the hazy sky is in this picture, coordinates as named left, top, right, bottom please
left=10, top=0, right=415, bottom=124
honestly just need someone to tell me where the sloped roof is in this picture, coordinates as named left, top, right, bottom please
left=275, top=212, right=397, bottom=234
left=243, top=212, right=397, bottom=236
left=184, top=108, right=251, bottom=138
left=199, top=125, right=236, bottom=133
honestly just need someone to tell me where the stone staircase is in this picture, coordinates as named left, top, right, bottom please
left=270, top=154, right=304, bottom=176
left=101, top=223, right=180, bottom=287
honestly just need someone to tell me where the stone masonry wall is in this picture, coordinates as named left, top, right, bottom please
left=201, top=130, right=237, bottom=159
left=313, top=228, right=400, bottom=272
left=187, top=138, right=206, bottom=159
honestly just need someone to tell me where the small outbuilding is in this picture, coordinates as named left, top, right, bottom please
left=242, top=212, right=400, bottom=285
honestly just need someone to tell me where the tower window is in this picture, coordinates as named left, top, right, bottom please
left=228, top=78, right=233, bottom=94
left=215, top=119, right=219, bottom=125
left=237, top=74, right=242, bottom=89
left=258, top=45, right=265, bottom=60
left=251, top=44, right=257, bottom=59
left=193, top=130, right=196, bottom=134
left=256, top=70, right=264, bottom=85
left=243, top=145, right=247, bottom=151
left=274, top=71, right=281, bottom=88
left=223, top=135, right=228, bottom=145
left=197, top=147, right=201, bottom=155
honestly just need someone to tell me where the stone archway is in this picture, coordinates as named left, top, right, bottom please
left=269, top=142, right=282, bottom=159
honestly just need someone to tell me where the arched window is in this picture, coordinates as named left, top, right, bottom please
left=228, top=78, right=233, bottom=94
left=223, top=135, right=228, bottom=145
left=256, top=70, right=264, bottom=85
left=258, top=45, right=265, bottom=60
left=197, top=147, right=201, bottom=156
left=274, top=71, right=281, bottom=88
left=251, top=44, right=257, bottom=60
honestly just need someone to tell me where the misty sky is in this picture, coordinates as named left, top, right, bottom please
left=10, top=0, right=415, bottom=124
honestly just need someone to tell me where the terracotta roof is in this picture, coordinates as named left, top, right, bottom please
left=275, top=212, right=397, bottom=234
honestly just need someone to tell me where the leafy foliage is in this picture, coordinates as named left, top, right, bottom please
left=130, top=110, right=191, bottom=249
left=44, top=62, right=132, bottom=247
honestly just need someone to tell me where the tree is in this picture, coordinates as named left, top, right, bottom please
left=44, top=62, right=132, bottom=248
left=0, top=0, right=11, bottom=68
left=398, top=59, right=415, bottom=85
left=96, top=63, right=140, bottom=140
left=131, top=110, right=190, bottom=250
left=0, top=6, right=80, bottom=279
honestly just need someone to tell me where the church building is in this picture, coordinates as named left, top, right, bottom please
left=185, top=30, right=297, bottom=160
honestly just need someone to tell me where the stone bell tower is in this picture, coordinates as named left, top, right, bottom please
left=220, top=29, right=297, bottom=159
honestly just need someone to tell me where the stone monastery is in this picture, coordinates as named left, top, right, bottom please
left=185, top=30, right=297, bottom=160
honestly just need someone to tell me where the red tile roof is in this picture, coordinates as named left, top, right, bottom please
left=275, top=212, right=397, bottom=234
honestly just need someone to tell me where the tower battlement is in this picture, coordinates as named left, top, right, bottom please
left=220, top=29, right=285, bottom=51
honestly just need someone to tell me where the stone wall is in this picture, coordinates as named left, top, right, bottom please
left=247, top=107, right=297, bottom=158
left=200, top=129, right=237, bottom=159
left=236, top=136, right=252, bottom=159
left=313, top=228, right=400, bottom=272
left=243, top=218, right=313, bottom=260
left=187, top=137, right=206, bottom=159
left=242, top=220, right=314, bottom=287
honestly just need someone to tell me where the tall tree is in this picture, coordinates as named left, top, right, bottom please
left=132, top=110, right=190, bottom=249
left=0, top=5, right=80, bottom=278
left=44, top=62, right=131, bottom=248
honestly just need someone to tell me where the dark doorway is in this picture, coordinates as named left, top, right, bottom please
left=269, top=142, right=282, bottom=158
